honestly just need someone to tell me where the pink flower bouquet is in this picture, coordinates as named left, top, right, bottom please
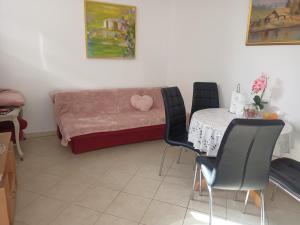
left=251, top=73, right=268, bottom=110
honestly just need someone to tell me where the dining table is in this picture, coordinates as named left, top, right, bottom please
left=188, top=108, right=294, bottom=208
left=188, top=108, right=293, bottom=157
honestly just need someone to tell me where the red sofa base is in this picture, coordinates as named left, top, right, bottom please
left=58, top=124, right=165, bottom=154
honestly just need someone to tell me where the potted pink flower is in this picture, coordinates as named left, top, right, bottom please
left=244, top=73, right=269, bottom=118
left=252, top=73, right=268, bottom=110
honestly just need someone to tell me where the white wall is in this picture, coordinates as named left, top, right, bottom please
left=167, top=0, right=300, bottom=159
left=1, top=0, right=300, bottom=159
left=0, top=0, right=170, bottom=133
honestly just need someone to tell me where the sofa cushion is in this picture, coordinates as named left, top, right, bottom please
left=130, top=95, right=153, bottom=111
left=52, top=87, right=164, bottom=115
left=58, top=109, right=165, bottom=146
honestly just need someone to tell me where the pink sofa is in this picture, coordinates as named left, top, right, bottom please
left=51, top=87, right=166, bottom=154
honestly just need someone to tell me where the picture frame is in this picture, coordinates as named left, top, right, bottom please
left=84, top=0, right=136, bottom=58
left=246, top=0, right=300, bottom=45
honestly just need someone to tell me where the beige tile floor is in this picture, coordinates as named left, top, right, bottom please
left=14, top=136, right=300, bottom=225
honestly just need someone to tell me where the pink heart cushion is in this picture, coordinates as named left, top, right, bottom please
left=130, top=95, right=153, bottom=111
left=0, top=89, right=25, bottom=107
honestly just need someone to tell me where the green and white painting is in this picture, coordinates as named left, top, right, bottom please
left=247, top=0, right=300, bottom=45
left=85, top=1, right=136, bottom=58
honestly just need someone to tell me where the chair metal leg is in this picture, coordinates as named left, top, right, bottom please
left=191, top=163, right=198, bottom=200
left=261, top=190, right=265, bottom=225
left=159, top=145, right=168, bottom=176
left=271, top=185, right=278, bottom=201
left=233, top=191, right=238, bottom=201
left=208, top=186, right=213, bottom=225
left=177, top=147, right=183, bottom=164
left=243, top=191, right=250, bottom=213
left=199, top=168, right=203, bottom=195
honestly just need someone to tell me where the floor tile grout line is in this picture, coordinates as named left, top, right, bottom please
left=137, top=168, right=170, bottom=224
left=142, top=150, right=191, bottom=225
left=100, top=169, right=138, bottom=219
left=16, top=179, right=99, bottom=225
left=18, top=157, right=134, bottom=196
left=150, top=198, right=188, bottom=209
left=138, top=188, right=161, bottom=223
left=126, top=145, right=177, bottom=224
left=157, top=149, right=190, bottom=225
left=17, top=174, right=63, bottom=195
left=137, top=154, right=195, bottom=224
left=20, top=171, right=136, bottom=225
left=181, top=207, right=189, bottom=225
left=17, top=166, right=103, bottom=201
left=70, top=201, right=107, bottom=214
left=53, top=203, right=103, bottom=225
left=14, top=189, right=41, bottom=213
left=96, top=162, right=151, bottom=224
left=82, top=180, right=142, bottom=225
left=28, top=197, right=70, bottom=225
left=182, top=157, right=198, bottom=225
left=103, top=211, right=142, bottom=224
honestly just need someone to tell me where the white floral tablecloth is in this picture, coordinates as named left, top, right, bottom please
left=188, top=108, right=293, bottom=157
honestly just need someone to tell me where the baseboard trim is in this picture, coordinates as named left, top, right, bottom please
left=25, top=131, right=56, bottom=138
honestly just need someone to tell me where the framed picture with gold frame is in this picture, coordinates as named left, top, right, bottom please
left=246, top=0, right=300, bottom=45
left=85, top=0, right=136, bottom=58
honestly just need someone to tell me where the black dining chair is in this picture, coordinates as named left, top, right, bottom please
left=193, top=119, right=285, bottom=225
left=190, top=82, right=219, bottom=120
left=159, top=87, right=201, bottom=176
left=269, top=157, right=300, bottom=202
left=177, top=82, right=220, bottom=164
left=185, top=82, right=219, bottom=188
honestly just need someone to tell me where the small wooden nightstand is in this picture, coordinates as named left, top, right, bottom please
left=0, top=132, right=17, bottom=225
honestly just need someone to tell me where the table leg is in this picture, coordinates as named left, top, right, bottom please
left=12, top=117, right=24, bottom=160
left=194, top=179, right=207, bottom=192
left=250, top=191, right=261, bottom=208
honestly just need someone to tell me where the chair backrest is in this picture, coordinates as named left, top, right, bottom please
left=191, top=82, right=219, bottom=118
left=213, top=119, right=285, bottom=191
left=161, top=87, right=187, bottom=143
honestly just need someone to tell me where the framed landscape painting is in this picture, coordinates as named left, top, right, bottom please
left=85, top=1, right=136, bottom=58
left=246, top=0, right=300, bottom=45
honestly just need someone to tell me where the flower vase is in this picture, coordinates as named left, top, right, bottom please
left=244, top=104, right=260, bottom=118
